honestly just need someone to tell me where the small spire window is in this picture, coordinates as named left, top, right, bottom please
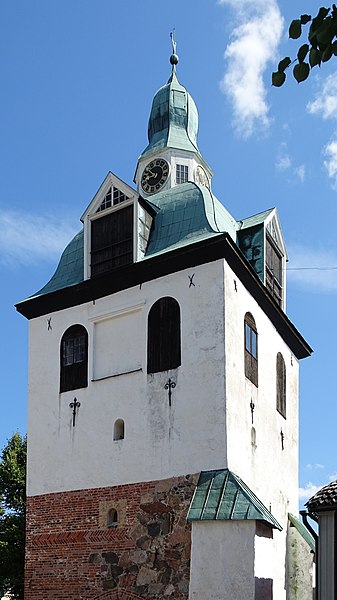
left=176, top=164, right=188, bottom=184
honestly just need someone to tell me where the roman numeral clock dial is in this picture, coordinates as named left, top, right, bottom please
left=141, top=159, right=169, bottom=194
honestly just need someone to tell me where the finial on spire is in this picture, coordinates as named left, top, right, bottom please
left=170, top=30, right=179, bottom=68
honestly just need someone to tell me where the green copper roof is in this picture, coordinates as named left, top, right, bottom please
left=140, top=68, right=201, bottom=160
left=288, top=513, right=315, bottom=552
left=34, top=230, right=84, bottom=296
left=145, top=182, right=237, bottom=257
left=237, top=208, right=274, bottom=230
left=187, top=469, right=282, bottom=530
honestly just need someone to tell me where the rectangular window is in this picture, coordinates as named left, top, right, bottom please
left=245, top=324, right=257, bottom=359
left=244, top=314, right=258, bottom=387
left=63, top=336, right=85, bottom=366
left=176, top=164, right=189, bottom=184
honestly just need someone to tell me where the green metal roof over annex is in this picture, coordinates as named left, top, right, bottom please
left=288, top=513, right=315, bottom=552
left=187, top=469, right=282, bottom=530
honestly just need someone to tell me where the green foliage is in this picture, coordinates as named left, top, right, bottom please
left=0, top=433, right=26, bottom=600
left=272, top=4, right=337, bottom=86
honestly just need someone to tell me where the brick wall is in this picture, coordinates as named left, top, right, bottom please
left=25, top=474, right=198, bottom=599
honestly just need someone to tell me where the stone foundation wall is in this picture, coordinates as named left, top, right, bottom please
left=25, top=474, right=198, bottom=599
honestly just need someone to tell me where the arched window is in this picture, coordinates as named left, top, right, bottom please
left=60, top=325, right=88, bottom=393
left=147, top=297, right=181, bottom=374
left=244, top=313, right=258, bottom=387
left=113, top=419, right=125, bottom=441
left=276, top=353, right=286, bottom=418
left=107, top=508, right=118, bottom=528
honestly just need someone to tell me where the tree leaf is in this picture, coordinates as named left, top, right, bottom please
left=289, top=19, right=302, bottom=39
left=311, top=8, right=330, bottom=38
left=309, top=47, right=322, bottom=66
left=300, top=14, right=312, bottom=25
left=278, top=57, right=291, bottom=72
left=332, top=39, right=337, bottom=54
left=297, top=44, right=309, bottom=63
left=272, top=71, right=286, bottom=87
left=316, top=17, right=335, bottom=44
left=322, top=45, right=333, bottom=61
left=293, top=62, right=310, bottom=83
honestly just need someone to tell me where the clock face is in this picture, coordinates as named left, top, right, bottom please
left=194, top=165, right=210, bottom=189
left=141, top=159, right=169, bottom=194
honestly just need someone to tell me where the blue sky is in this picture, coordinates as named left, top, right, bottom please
left=1, top=0, right=336, bottom=506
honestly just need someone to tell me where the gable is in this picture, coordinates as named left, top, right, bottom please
left=81, top=171, right=137, bottom=221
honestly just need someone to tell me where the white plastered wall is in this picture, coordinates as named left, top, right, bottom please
left=189, top=520, right=256, bottom=600
left=27, top=260, right=227, bottom=496
left=223, top=261, right=300, bottom=599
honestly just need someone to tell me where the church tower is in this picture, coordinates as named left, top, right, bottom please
left=17, top=39, right=312, bottom=600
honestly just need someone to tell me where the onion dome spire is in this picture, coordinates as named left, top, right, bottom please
left=140, top=32, right=201, bottom=160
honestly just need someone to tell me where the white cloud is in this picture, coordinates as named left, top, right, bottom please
left=275, top=142, right=305, bottom=182
left=299, top=482, right=322, bottom=501
left=276, top=153, right=291, bottom=171
left=307, top=73, right=337, bottom=121
left=287, top=244, right=337, bottom=293
left=219, top=0, right=284, bottom=137
left=307, top=74, right=337, bottom=189
left=0, top=210, right=78, bottom=268
left=299, top=472, right=337, bottom=502
left=306, top=463, right=324, bottom=471
left=294, top=164, right=305, bottom=182
left=324, top=139, right=337, bottom=188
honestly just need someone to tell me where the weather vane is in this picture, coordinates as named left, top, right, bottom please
left=170, top=29, right=177, bottom=55
left=169, top=29, right=179, bottom=69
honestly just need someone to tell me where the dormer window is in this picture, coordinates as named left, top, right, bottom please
left=176, top=164, right=188, bottom=184
left=82, top=172, right=154, bottom=279
left=265, top=234, right=283, bottom=306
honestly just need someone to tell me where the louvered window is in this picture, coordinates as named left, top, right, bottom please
left=91, top=205, right=133, bottom=276
left=266, top=235, right=283, bottom=306
left=147, top=297, right=181, bottom=374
